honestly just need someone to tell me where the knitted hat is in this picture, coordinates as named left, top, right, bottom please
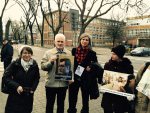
left=112, top=45, right=126, bottom=58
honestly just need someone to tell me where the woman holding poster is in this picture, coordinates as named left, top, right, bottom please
left=135, top=62, right=150, bottom=113
left=101, top=45, right=134, bottom=113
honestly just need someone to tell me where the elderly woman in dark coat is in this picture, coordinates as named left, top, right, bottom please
left=3, top=46, right=40, bottom=113
left=67, top=33, right=103, bottom=113
left=101, top=45, right=134, bottom=113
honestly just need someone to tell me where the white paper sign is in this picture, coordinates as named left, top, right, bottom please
left=99, top=70, right=135, bottom=98
left=136, top=66, right=150, bottom=99
left=75, top=65, right=85, bottom=77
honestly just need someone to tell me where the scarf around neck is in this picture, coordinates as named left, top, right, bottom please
left=75, top=46, right=89, bottom=64
left=21, top=59, right=33, bottom=72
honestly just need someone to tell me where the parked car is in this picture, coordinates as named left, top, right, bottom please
left=130, top=47, right=150, bottom=56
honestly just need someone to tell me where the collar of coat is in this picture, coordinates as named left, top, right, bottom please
left=47, top=47, right=71, bottom=55
left=13, top=58, right=38, bottom=68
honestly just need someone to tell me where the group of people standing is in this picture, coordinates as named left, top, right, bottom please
left=1, top=33, right=150, bottom=113
left=41, top=33, right=103, bottom=113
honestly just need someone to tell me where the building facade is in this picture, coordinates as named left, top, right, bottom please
left=43, top=10, right=123, bottom=47
left=125, top=15, right=150, bottom=47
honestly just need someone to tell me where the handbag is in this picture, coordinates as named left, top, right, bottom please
left=1, top=61, right=16, bottom=94
left=1, top=75, right=13, bottom=94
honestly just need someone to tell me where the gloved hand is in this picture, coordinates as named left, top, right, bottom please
left=126, top=95, right=135, bottom=101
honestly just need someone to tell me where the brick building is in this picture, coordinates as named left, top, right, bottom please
left=125, top=15, right=150, bottom=47
left=43, top=10, right=122, bottom=47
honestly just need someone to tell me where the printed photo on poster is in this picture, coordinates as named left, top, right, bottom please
left=136, top=66, right=150, bottom=99
left=55, top=54, right=74, bottom=81
left=99, top=70, right=134, bottom=98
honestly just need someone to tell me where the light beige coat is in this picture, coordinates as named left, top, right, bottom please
left=135, top=63, right=150, bottom=113
left=41, top=47, right=71, bottom=87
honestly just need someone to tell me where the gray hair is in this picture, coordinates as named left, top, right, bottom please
left=55, top=33, right=66, bottom=40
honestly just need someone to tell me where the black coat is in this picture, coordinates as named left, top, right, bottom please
left=4, top=58, right=40, bottom=113
left=123, top=84, right=137, bottom=113
left=1, top=43, right=13, bottom=62
left=101, top=58, right=134, bottom=112
left=72, top=48, right=103, bottom=99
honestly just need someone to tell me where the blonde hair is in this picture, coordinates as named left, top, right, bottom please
left=80, top=33, right=91, bottom=40
left=79, top=33, right=92, bottom=48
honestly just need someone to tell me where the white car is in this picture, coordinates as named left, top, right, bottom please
left=130, top=47, right=150, bottom=56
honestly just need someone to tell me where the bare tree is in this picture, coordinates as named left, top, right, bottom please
left=5, top=19, right=11, bottom=40
left=44, top=0, right=69, bottom=39
left=11, top=20, right=23, bottom=42
left=37, top=0, right=45, bottom=47
left=33, top=0, right=45, bottom=47
left=74, top=0, right=145, bottom=38
left=106, top=20, right=125, bottom=47
left=14, top=0, right=37, bottom=45
left=0, top=0, right=10, bottom=45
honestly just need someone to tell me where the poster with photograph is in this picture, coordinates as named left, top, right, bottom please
left=99, top=70, right=134, bottom=98
left=55, top=54, right=74, bottom=81
left=136, top=66, right=150, bottom=99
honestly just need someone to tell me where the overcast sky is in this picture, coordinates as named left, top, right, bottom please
left=1, top=0, right=150, bottom=24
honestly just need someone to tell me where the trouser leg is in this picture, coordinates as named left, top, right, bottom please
left=45, top=87, right=56, bottom=113
left=57, top=87, right=67, bottom=113
left=67, top=81, right=80, bottom=113
left=80, top=86, right=89, bottom=113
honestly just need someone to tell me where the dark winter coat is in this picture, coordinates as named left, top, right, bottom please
left=72, top=48, right=103, bottom=99
left=101, top=58, right=134, bottom=112
left=1, top=42, right=13, bottom=62
left=3, top=58, right=40, bottom=113
left=123, top=84, right=137, bottom=113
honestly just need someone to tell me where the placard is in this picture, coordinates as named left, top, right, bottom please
left=55, top=54, right=74, bottom=81
left=99, top=70, right=134, bottom=98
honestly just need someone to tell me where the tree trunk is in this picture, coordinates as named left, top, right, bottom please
left=41, top=33, right=43, bottom=47
left=79, top=26, right=86, bottom=40
left=30, top=31, right=34, bottom=45
left=113, top=37, right=115, bottom=47
left=29, top=25, right=34, bottom=46
left=5, top=20, right=11, bottom=40
left=24, top=35, right=27, bottom=44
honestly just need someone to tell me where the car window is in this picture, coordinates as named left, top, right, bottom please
left=144, top=48, right=148, bottom=51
